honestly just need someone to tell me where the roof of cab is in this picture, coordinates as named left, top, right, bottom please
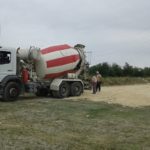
left=0, top=46, right=17, bottom=52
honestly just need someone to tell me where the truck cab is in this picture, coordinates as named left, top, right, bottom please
left=0, top=47, right=17, bottom=81
left=0, top=47, right=22, bottom=101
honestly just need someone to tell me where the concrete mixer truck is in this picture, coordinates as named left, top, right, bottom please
left=0, top=44, right=87, bottom=101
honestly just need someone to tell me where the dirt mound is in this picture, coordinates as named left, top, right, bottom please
left=67, top=84, right=150, bottom=107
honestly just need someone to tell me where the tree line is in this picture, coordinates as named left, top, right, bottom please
left=89, top=62, right=150, bottom=77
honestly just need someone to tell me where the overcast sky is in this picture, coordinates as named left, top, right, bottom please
left=0, top=0, right=150, bottom=67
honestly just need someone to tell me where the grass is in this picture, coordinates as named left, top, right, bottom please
left=102, top=77, right=150, bottom=86
left=0, top=97, right=150, bottom=150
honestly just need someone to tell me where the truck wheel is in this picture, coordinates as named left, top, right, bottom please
left=55, top=82, right=70, bottom=98
left=71, top=82, right=83, bottom=96
left=2, top=82, right=20, bottom=101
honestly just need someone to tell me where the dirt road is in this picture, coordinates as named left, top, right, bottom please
left=67, top=84, right=150, bottom=107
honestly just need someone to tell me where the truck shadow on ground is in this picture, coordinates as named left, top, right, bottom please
left=0, top=95, right=61, bottom=102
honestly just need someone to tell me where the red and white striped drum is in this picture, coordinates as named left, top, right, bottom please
left=35, top=44, right=81, bottom=79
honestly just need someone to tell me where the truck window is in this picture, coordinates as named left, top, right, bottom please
left=0, top=51, right=11, bottom=64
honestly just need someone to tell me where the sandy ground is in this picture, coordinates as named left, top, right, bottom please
left=67, top=84, right=150, bottom=107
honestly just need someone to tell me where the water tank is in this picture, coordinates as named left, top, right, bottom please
left=35, top=44, right=81, bottom=79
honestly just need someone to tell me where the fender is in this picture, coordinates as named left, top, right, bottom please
left=0, top=75, right=22, bottom=89
left=50, top=78, right=84, bottom=91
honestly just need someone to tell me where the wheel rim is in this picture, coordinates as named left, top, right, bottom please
left=9, top=88, right=18, bottom=97
left=75, top=86, right=80, bottom=92
left=61, top=86, right=67, bottom=94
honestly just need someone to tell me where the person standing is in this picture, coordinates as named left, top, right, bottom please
left=91, top=75, right=97, bottom=94
left=96, top=71, right=102, bottom=92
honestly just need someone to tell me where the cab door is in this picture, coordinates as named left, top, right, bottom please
left=0, top=49, right=16, bottom=82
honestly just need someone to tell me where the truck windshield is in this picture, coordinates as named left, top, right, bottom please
left=0, top=51, right=11, bottom=65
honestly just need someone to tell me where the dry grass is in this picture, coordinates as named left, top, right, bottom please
left=102, top=77, right=150, bottom=86
left=0, top=96, right=150, bottom=150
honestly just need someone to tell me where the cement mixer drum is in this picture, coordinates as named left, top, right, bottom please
left=35, top=44, right=81, bottom=79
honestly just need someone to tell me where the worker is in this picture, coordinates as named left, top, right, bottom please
left=96, top=71, right=102, bottom=92
left=21, top=66, right=29, bottom=84
left=91, top=75, right=97, bottom=94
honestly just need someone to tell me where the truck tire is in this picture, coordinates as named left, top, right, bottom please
left=70, top=82, right=83, bottom=96
left=2, top=82, right=20, bottom=101
left=59, top=82, right=70, bottom=98
left=52, top=82, right=70, bottom=98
